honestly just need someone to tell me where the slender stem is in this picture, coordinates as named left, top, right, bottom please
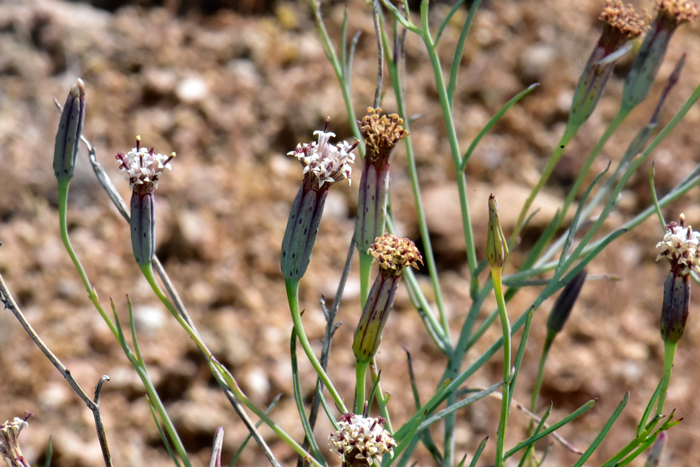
left=140, top=264, right=281, bottom=465
left=384, top=23, right=449, bottom=338
left=656, top=341, right=677, bottom=417
left=492, top=267, right=511, bottom=467
left=419, top=3, right=478, bottom=298
left=0, top=276, right=114, bottom=467
left=512, top=124, right=577, bottom=243
left=370, top=358, right=393, bottom=432
left=530, top=338, right=552, bottom=419
left=556, top=107, right=631, bottom=233
left=212, top=361, right=323, bottom=467
left=58, top=179, right=119, bottom=339
left=285, top=279, right=348, bottom=412
left=354, top=361, right=369, bottom=413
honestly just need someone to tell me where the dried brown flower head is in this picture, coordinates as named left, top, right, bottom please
left=370, top=234, right=422, bottom=276
left=656, top=0, right=699, bottom=28
left=599, top=0, right=647, bottom=52
left=359, top=107, right=409, bottom=166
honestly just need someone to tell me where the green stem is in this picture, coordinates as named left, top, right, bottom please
left=370, top=358, right=393, bottom=432
left=384, top=25, right=449, bottom=338
left=140, top=263, right=214, bottom=359
left=285, top=279, right=348, bottom=413
left=492, top=267, right=511, bottom=467
left=556, top=107, right=630, bottom=233
left=512, top=124, right=577, bottom=243
left=354, top=361, right=369, bottom=414
left=656, top=341, right=677, bottom=417
left=58, top=179, right=119, bottom=338
left=530, top=337, right=552, bottom=419
left=212, top=361, right=323, bottom=467
left=419, top=3, right=478, bottom=298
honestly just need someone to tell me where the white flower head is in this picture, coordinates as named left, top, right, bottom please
left=288, top=118, right=357, bottom=190
left=0, top=415, right=30, bottom=467
left=328, top=413, right=395, bottom=466
left=116, top=136, right=175, bottom=193
left=656, top=213, right=700, bottom=275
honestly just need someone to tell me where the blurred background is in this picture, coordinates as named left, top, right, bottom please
left=0, top=0, right=699, bottom=465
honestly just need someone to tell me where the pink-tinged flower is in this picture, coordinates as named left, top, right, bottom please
left=116, top=136, right=175, bottom=265
left=288, top=119, right=356, bottom=191
left=0, top=414, right=32, bottom=467
left=655, top=214, right=700, bottom=276
left=281, top=119, right=357, bottom=280
left=328, top=413, right=396, bottom=467
left=656, top=214, right=700, bottom=343
left=115, top=136, right=175, bottom=195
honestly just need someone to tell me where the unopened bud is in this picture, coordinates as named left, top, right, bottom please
left=487, top=194, right=508, bottom=268
left=53, top=79, right=86, bottom=181
left=547, top=270, right=587, bottom=339
left=644, top=431, right=667, bottom=467
left=660, top=271, right=690, bottom=344
left=130, top=191, right=156, bottom=266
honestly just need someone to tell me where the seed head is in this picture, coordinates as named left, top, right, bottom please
left=370, top=234, right=423, bottom=277
left=359, top=107, right=408, bottom=167
left=328, top=414, right=395, bottom=466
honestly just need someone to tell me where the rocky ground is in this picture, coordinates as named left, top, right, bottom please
left=0, top=0, right=699, bottom=465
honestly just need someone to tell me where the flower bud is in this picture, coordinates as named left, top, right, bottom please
left=660, top=271, right=690, bottom=344
left=622, top=0, right=698, bottom=111
left=487, top=194, right=508, bottom=268
left=568, top=1, right=646, bottom=128
left=130, top=191, right=156, bottom=266
left=53, top=79, right=86, bottom=181
left=281, top=121, right=356, bottom=280
left=547, top=270, right=587, bottom=339
left=281, top=187, right=327, bottom=280
left=355, top=108, right=408, bottom=254
left=645, top=431, right=667, bottom=467
left=353, top=234, right=422, bottom=363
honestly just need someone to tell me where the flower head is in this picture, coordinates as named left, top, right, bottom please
left=115, top=136, right=175, bottom=194
left=370, top=234, right=423, bottom=277
left=289, top=118, right=357, bottom=191
left=0, top=414, right=31, bottom=467
left=656, top=0, right=699, bottom=29
left=599, top=0, right=647, bottom=53
left=359, top=107, right=408, bottom=167
left=656, top=214, right=700, bottom=276
left=329, top=413, right=395, bottom=466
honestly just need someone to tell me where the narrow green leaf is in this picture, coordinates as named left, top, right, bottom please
left=230, top=395, right=282, bottom=467
left=572, top=392, right=629, bottom=467
left=468, top=437, right=489, bottom=467
left=461, top=83, right=538, bottom=170
left=506, top=399, right=595, bottom=458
